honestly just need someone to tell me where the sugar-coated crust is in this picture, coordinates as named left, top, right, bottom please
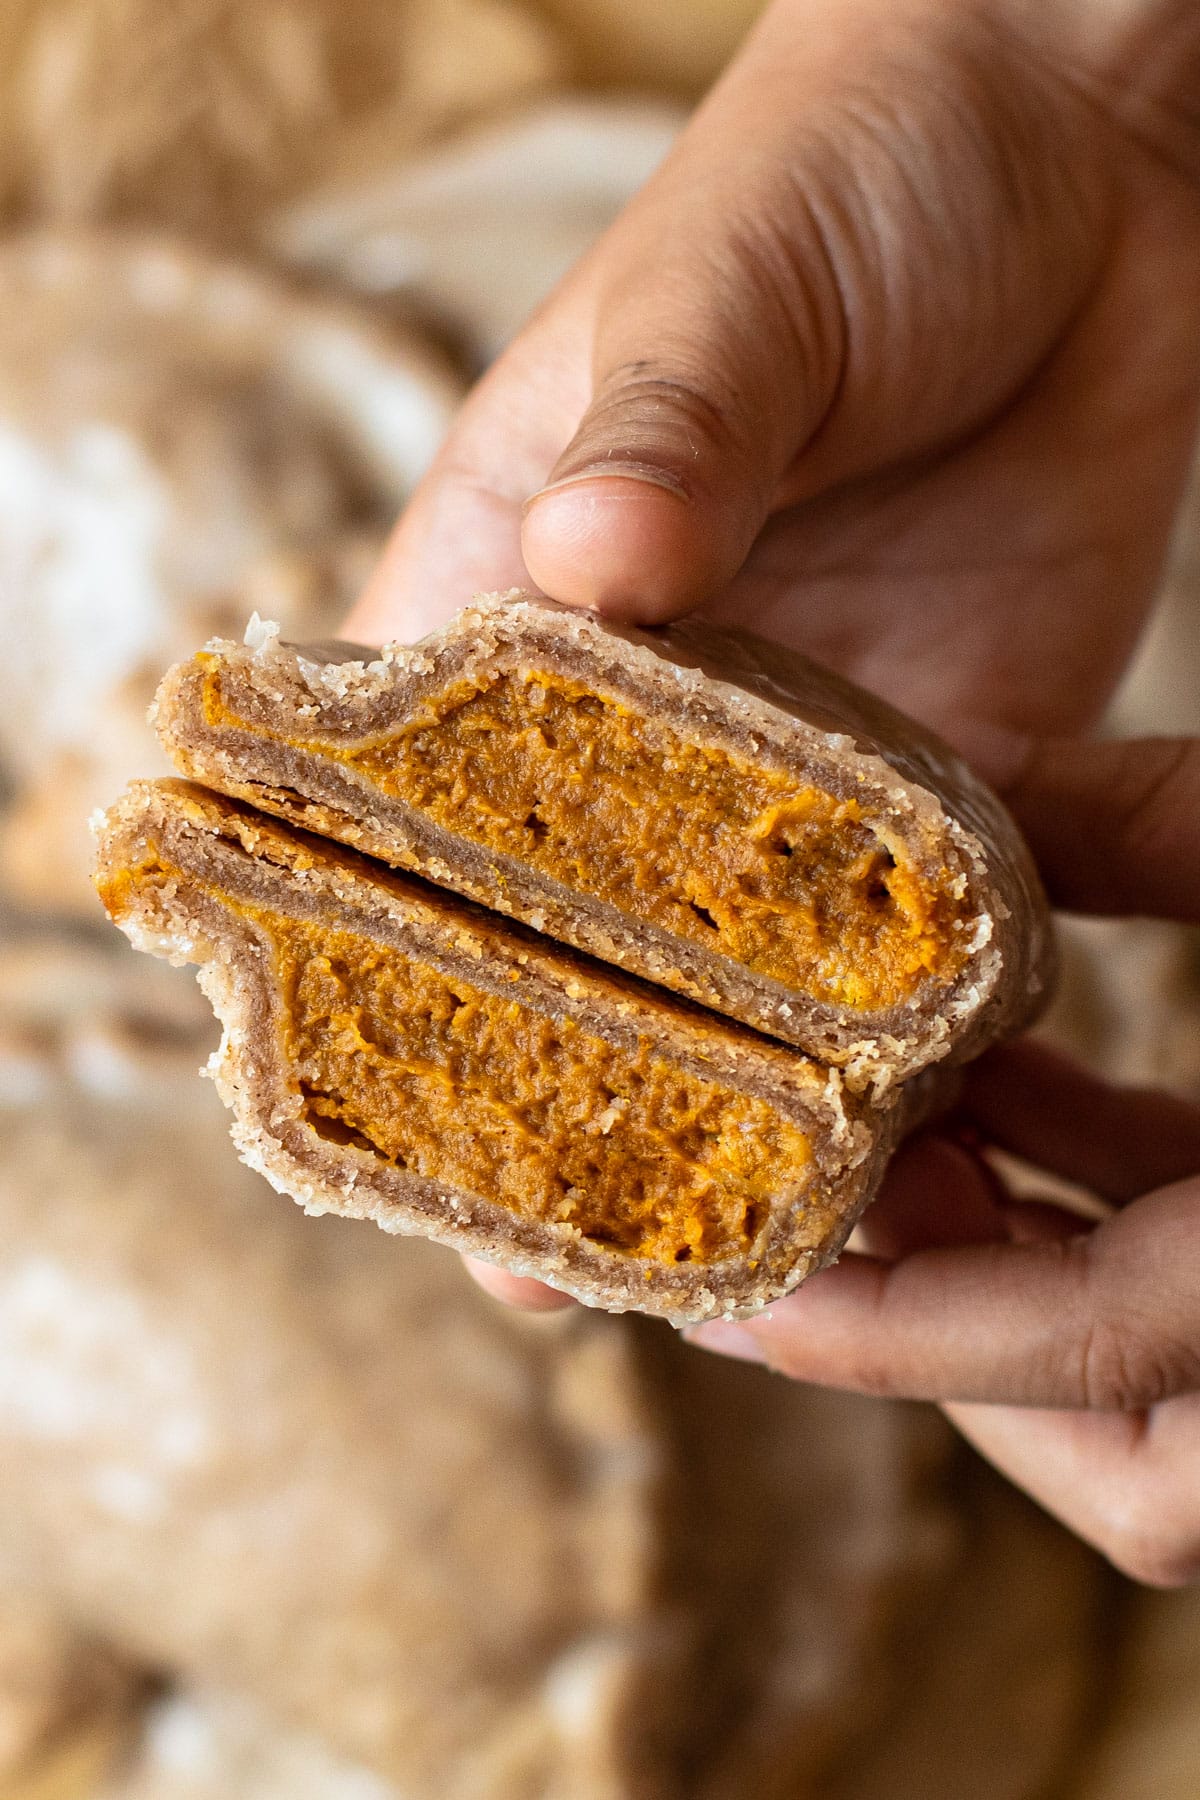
left=155, top=592, right=1053, bottom=1090
left=95, top=781, right=906, bottom=1324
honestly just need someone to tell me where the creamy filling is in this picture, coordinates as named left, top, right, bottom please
left=261, top=913, right=810, bottom=1266
left=205, top=663, right=972, bottom=1011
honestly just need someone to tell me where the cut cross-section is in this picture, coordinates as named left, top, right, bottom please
left=95, top=781, right=894, bottom=1321
left=154, top=593, right=1053, bottom=1085
left=325, top=671, right=967, bottom=1012
left=269, top=913, right=812, bottom=1267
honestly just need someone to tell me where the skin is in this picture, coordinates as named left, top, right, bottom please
left=686, top=736, right=1200, bottom=1589
left=343, top=0, right=1200, bottom=1578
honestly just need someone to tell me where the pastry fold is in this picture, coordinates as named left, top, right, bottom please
left=154, top=592, right=1052, bottom=1087
left=95, top=780, right=902, bottom=1323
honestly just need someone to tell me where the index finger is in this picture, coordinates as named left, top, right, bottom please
left=963, top=1038, right=1200, bottom=1203
left=686, top=1177, right=1200, bottom=1411
left=1005, top=735, right=1200, bottom=922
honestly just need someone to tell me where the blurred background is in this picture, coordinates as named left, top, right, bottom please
left=0, top=2, right=1197, bottom=1795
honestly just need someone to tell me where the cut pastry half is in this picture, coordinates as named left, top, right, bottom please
left=94, top=780, right=902, bottom=1324
left=154, top=592, right=1052, bottom=1087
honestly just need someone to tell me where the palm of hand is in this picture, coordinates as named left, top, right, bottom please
left=350, top=17, right=1200, bottom=787
left=710, top=171, right=1200, bottom=768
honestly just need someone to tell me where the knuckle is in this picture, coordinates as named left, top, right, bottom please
left=604, top=364, right=726, bottom=425
left=1075, top=1311, right=1200, bottom=1411
left=588, top=363, right=751, bottom=475
left=1072, top=1235, right=1200, bottom=1409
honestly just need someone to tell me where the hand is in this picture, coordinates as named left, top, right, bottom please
left=342, top=0, right=1200, bottom=1434
left=347, top=0, right=1200, bottom=775
left=689, top=736, right=1200, bottom=1586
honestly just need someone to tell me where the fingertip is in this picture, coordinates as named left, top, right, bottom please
left=463, top=1256, right=576, bottom=1313
left=687, top=1256, right=891, bottom=1382
left=521, top=475, right=732, bottom=624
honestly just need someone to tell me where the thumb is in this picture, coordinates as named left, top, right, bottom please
left=520, top=13, right=848, bottom=622
left=520, top=0, right=1109, bottom=625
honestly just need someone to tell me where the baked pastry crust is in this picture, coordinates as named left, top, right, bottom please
left=95, top=780, right=902, bottom=1324
left=154, top=591, right=1053, bottom=1089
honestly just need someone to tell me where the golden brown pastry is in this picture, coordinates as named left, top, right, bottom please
left=154, top=592, right=1052, bottom=1088
left=95, top=780, right=898, bottom=1323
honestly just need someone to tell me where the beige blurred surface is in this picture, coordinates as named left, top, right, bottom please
left=0, top=925, right=1114, bottom=1798
left=0, top=231, right=460, bottom=918
left=822, top=1461, right=1110, bottom=1800
left=0, top=932, right=664, bottom=1795
left=0, top=0, right=565, bottom=242
left=92, top=1692, right=403, bottom=1800
left=0, top=0, right=1195, bottom=1793
left=1072, top=1586, right=1200, bottom=1800
left=0, top=1593, right=137, bottom=1800
left=275, top=98, right=684, bottom=365
left=527, top=0, right=764, bottom=93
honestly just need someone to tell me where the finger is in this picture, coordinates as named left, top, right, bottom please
left=963, top=1038, right=1200, bottom=1203
left=997, top=1197, right=1091, bottom=1244
left=350, top=0, right=1106, bottom=641
left=1004, top=735, right=1200, bottom=922
left=945, top=1396, right=1200, bottom=1587
left=463, top=1256, right=576, bottom=1314
left=852, top=1132, right=1010, bottom=1259
left=685, top=1180, right=1200, bottom=1409
left=522, top=0, right=1104, bottom=622
left=858, top=1130, right=1089, bottom=1251
left=519, top=17, right=846, bottom=621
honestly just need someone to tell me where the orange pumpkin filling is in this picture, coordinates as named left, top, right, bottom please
left=204, top=665, right=972, bottom=1011
left=100, top=842, right=814, bottom=1267
left=266, top=915, right=810, bottom=1266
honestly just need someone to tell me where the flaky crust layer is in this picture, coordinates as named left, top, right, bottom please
left=95, top=781, right=906, bottom=1324
left=155, top=592, right=1053, bottom=1090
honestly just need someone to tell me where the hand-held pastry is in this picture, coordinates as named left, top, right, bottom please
left=153, top=592, right=1053, bottom=1086
left=95, top=781, right=898, bottom=1323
